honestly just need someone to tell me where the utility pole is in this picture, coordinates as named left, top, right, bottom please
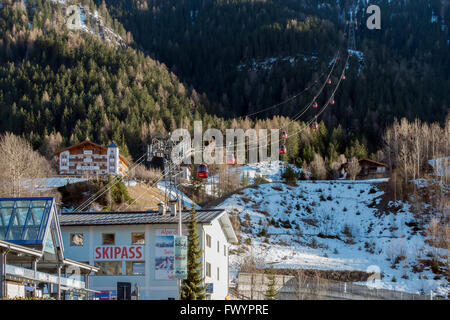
left=147, top=134, right=191, bottom=300
left=177, top=194, right=182, bottom=300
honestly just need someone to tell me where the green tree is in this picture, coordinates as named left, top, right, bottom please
left=181, top=207, right=205, bottom=300
left=264, top=268, right=279, bottom=300
left=282, top=165, right=297, bottom=185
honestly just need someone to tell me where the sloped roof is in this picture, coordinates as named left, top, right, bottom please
left=59, top=209, right=239, bottom=244
left=59, top=210, right=225, bottom=226
left=54, top=139, right=129, bottom=166
left=54, top=140, right=104, bottom=155
left=358, top=158, right=388, bottom=167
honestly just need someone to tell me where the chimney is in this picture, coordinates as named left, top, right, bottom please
left=169, top=200, right=177, bottom=217
left=158, top=202, right=166, bottom=216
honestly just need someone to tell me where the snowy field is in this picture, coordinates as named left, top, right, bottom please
left=157, top=181, right=201, bottom=210
left=217, top=171, right=448, bottom=298
left=429, top=157, right=449, bottom=177
left=23, top=176, right=88, bottom=192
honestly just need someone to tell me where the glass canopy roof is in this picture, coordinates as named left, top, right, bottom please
left=0, top=197, right=55, bottom=245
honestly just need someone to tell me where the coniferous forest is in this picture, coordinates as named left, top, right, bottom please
left=0, top=0, right=449, bottom=165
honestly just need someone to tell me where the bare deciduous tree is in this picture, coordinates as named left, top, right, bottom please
left=128, top=163, right=162, bottom=183
left=0, top=133, right=55, bottom=197
left=347, top=157, right=361, bottom=180
left=310, top=153, right=327, bottom=180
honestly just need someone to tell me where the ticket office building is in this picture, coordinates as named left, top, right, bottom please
left=59, top=209, right=238, bottom=300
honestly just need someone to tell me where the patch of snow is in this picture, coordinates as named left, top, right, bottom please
left=215, top=162, right=448, bottom=298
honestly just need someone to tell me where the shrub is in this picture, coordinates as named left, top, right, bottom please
left=254, top=175, right=270, bottom=184
left=342, top=225, right=352, bottom=238
left=282, top=166, right=298, bottom=185
left=257, top=228, right=268, bottom=237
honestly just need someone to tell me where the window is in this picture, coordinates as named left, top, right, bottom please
left=224, top=245, right=227, bottom=257
left=70, top=233, right=84, bottom=246
left=217, top=241, right=220, bottom=253
left=217, top=267, right=220, bottom=281
left=206, top=262, right=211, bottom=278
left=126, top=261, right=145, bottom=275
left=102, top=233, right=115, bottom=245
left=206, top=234, right=211, bottom=248
left=131, top=232, right=145, bottom=245
left=94, top=261, right=122, bottom=276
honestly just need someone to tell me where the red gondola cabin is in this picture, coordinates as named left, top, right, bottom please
left=226, top=154, right=236, bottom=165
left=197, top=164, right=209, bottom=178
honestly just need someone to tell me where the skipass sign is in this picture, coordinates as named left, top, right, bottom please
left=94, top=245, right=144, bottom=261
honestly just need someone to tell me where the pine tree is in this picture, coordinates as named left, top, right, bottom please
left=180, top=207, right=205, bottom=300
left=264, top=268, right=279, bottom=300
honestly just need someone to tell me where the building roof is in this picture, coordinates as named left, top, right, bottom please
left=358, top=158, right=388, bottom=167
left=59, top=210, right=225, bottom=226
left=59, top=209, right=239, bottom=244
left=54, top=139, right=129, bottom=166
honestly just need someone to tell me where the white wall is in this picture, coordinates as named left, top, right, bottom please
left=202, top=219, right=230, bottom=300
left=61, top=220, right=231, bottom=300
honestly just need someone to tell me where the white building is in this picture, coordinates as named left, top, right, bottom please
left=58, top=205, right=238, bottom=300
left=55, top=139, right=129, bottom=176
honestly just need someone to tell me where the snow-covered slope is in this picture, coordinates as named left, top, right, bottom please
left=217, top=165, right=449, bottom=297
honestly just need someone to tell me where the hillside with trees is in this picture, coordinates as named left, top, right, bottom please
left=99, top=0, right=450, bottom=152
left=0, top=0, right=211, bottom=161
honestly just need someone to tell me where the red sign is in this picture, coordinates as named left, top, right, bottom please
left=94, top=246, right=144, bottom=261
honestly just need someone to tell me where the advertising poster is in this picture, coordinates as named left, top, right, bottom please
left=155, top=229, right=188, bottom=280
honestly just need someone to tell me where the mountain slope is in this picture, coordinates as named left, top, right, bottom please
left=216, top=163, right=449, bottom=297
left=100, top=0, right=450, bottom=150
left=0, top=0, right=209, bottom=160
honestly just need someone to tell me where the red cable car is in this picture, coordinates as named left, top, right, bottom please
left=226, top=154, right=236, bottom=165
left=341, top=74, right=346, bottom=80
left=281, top=131, right=287, bottom=139
left=313, top=102, right=318, bottom=109
left=327, top=79, right=332, bottom=85
left=330, top=99, right=335, bottom=105
left=279, top=145, right=287, bottom=154
left=312, top=122, right=318, bottom=130
left=197, top=164, right=209, bottom=178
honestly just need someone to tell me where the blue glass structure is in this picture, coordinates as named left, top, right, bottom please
left=0, top=197, right=56, bottom=246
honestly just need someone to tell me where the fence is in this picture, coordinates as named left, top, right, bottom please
left=236, top=272, right=437, bottom=300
